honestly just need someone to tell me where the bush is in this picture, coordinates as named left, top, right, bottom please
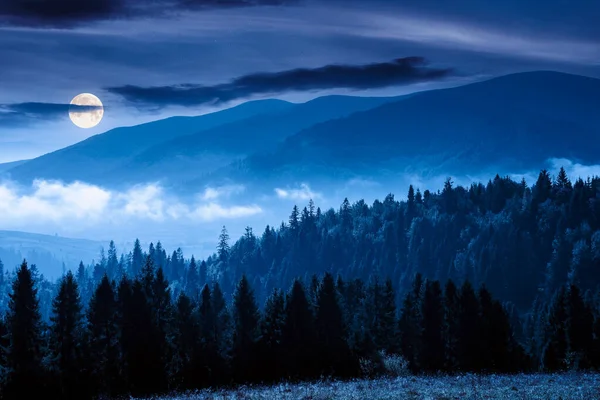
left=359, top=351, right=410, bottom=378
left=380, top=351, right=410, bottom=377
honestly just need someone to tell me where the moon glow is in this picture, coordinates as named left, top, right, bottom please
left=69, top=93, right=104, bottom=129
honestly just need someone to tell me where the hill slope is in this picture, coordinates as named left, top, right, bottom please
left=5, top=95, right=401, bottom=188
left=5, top=99, right=293, bottom=185
left=208, top=71, right=600, bottom=188
left=0, top=230, right=105, bottom=279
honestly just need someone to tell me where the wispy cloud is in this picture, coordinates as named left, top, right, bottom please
left=200, top=184, right=246, bottom=201
left=105, top=57, right=454, bottom=109
left=342, top=10, right=600, bottom=65
left=0, top=0, right=300, bottom=28
left=275, top=183, right=321, bottom=201
left=0, top=180, right=262, bottom=229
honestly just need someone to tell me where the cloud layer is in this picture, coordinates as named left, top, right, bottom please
left=106, top=57, right=453, bottom=108
left=0, top=0, right=298, bottom=27
left=0, top=179, right=262, bottom=230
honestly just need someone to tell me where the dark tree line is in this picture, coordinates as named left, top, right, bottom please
left=2, top=257, right=600, bottom=399
left=1, top=167, right=600, bottom=397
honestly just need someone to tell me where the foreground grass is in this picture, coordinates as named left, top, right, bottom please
left=141, top=373, right=600, bottom=400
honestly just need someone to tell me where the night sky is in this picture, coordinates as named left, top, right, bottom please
left=0, top=0, right=599, bottom=162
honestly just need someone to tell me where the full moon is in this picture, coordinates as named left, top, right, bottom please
left=69, top=93, right=104, bottom=129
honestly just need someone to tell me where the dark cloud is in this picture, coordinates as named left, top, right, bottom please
left=0, top=0, right=298, bottom=27
left=0, top=103, right=104, bottom=127
left=106, top=57, right=454, bottom=108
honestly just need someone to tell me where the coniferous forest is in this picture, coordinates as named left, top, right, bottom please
left=1, top=168, right=600, bottom=399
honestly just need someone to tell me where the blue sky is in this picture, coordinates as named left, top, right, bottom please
left=0, top=0, right=599, bottom=163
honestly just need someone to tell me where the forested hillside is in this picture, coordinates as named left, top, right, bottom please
left=0, top=167, right=600, bottom=398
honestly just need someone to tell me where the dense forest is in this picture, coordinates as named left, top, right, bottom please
left=0, top=167, right=600, bottom=398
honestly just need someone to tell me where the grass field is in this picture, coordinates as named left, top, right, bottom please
left=141, top=373, right=600, bottom=399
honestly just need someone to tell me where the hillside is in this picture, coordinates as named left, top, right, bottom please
left=4, top=95, right=401, bottom=188
left=4, top=99, right=293, bottom=185
left=0, top=230, right=105, bottom=279
left=0, top=159, right=28, bottom=174
left=206, top=71, right=600, bottom=189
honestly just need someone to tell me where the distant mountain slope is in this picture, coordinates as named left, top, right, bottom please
left=5, top=99, right=293, bottom=185
left=0, top=230, right=105, bottom=279
left=5, top=95, right=401, bottom=188
left=208, top=71, right=600, bottom=188
left=0, top=159, right=28, bottom=174
left=110, top=95, right=404, bottom=184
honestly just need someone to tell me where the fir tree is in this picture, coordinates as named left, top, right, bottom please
left=231, top=275, right=260, bottom=382
left=87, top=275, right=119, bottom=397
left=131, top=239, right=144, bottom=277
left=443, top=279, right=460, bottom=372
left=257, top=288, right=285, bottom=382
left=421, top=279, right=445, bottom=373
left=172, top=293, right=199, bottom=389
left=315, top=272, right=355, bottom=377
left=457, top=280, right=481, bottom=372
left=4, top=260, right=45, bottom=398
left=48, top=271, right=86, bottom=399
left=282, top=279, right=317, bottom=379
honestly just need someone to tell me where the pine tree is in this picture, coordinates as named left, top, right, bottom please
left=421, top=280, right=445, bottom=373
left=443, top=279, right=460, bottom=372
left=106, top=241, right=119, bottom=280
left=87, top=275, right=119, bottom=397
left=282, top=279, right=317, bottom=379
left=172, top=293, right=199, bottom=389
left=380, top=278, right=398, bottom=353
left=185, top=256, right=199, bottom=300
left=151, top=267, right=173, bottom=392
left=116, top=276, right=134, bottom=392
left=457, top=280, right=481, bottom=372
left=197, top=284, right=218, bottom=386
left=315, top=272, right=355, bottom=377
left=4, top=260, right=45, bottom=398
left=211, top=282, right=231, bottom=383
left=199, top=260, right=208, bottom=287
left=566, top=284, right=594, bottom=369
left=399, top=273, right=423, bottom=372
left=543, top=285, right=568, bottom=371
left=231, top=275, right=260, bottom=382
left=217, top=227, right=230, bottom=264
left=48, top=271, right=86, bottom=398
left=131, top=239, right=144, bottom=277
left=257, top=288, right=285, bottom=382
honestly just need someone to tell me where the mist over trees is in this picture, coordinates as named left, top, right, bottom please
left=0, top=168, right=600, bottom=398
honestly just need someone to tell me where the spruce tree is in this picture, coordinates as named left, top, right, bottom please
left=282, top=279, right=317, bottom=379
left=231, top=275, right=260, bottom=382
left=457, top=280, right=481, bottom=372
left=315, top=272, right=355, bottom=377
left=172, top=293, right=199, bottom=389
left=566, top=284, right=594, bottom=369
left=48, top=270, right=86, bottom=399
left=131, top=239, right=144, bottom=277
left=443, top=279, right=460, bottom=372
left=399, top=273, right=423, bottom=372
left=380, top=278, right=398, bottom=353
left=116, top=276, right=133, bottom=392
left=197, top=284, right=218, bottom=386
left=87, top=275, right=119, bottom=397
left=5, top=260, right=45, bottom=398
left=257, top=288, right=285, bottom=382
left=106, top=241, right=119, bottom=280
left=185, top=256, right=199, bottom=300
left=543, top=285, right=568, bottom=371
left=421, top=280, right=445, bottom=373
